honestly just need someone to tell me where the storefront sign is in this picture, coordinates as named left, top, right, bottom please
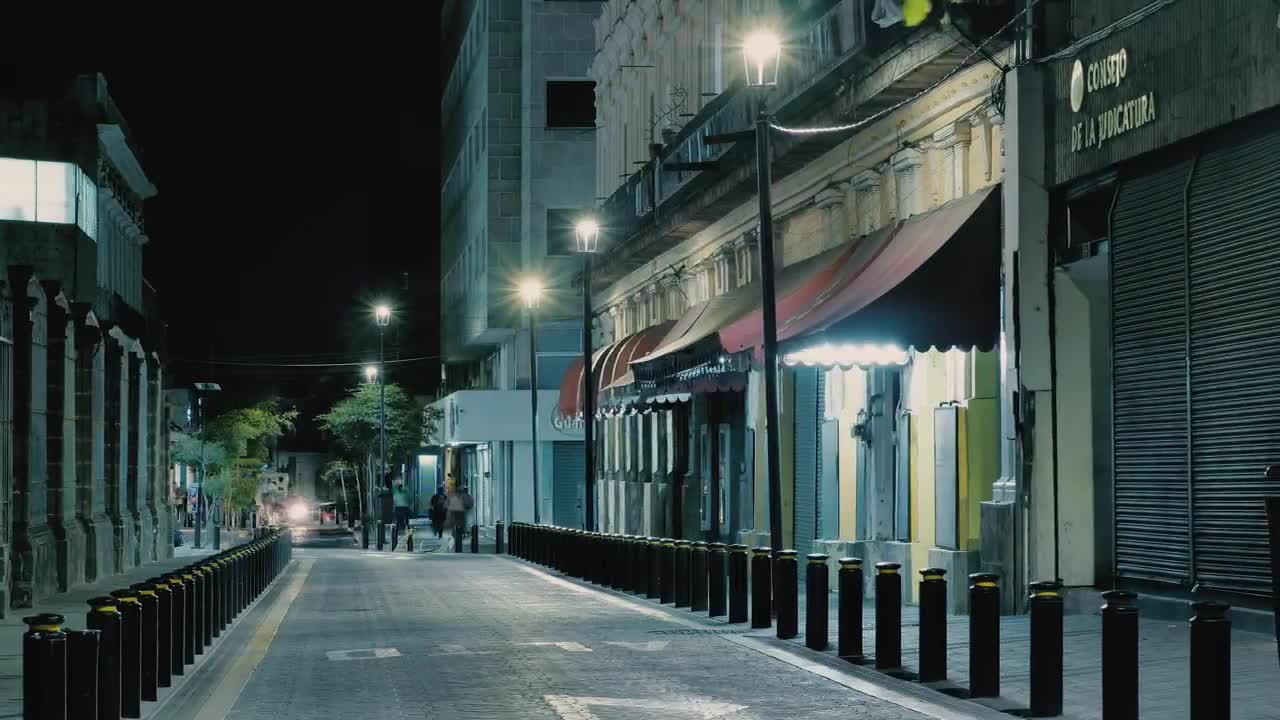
left=552, top=413, right=584, bottom=432
left=1067, top=48, right=1156, bottom=153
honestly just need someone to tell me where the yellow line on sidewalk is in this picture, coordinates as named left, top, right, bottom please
left=192, top=559, right=314, bottom=720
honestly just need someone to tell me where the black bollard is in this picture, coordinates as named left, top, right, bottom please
left=968, top=573, right=1001, bottom=698
left=630, top=537, right=644, bottom=594
left=160, top=576, right=187, bottom=675
left=805, top=554, right=829, bottom=650
left=496, top=521, right=505, bottom=555
left=691, top=542, right=709, bottom=612
left=199, top=565, right=214, bottom=649
left=24, top=613, right=68, bottom=720
left=729, top=544, right=749, bottom=623
left=874, top=562, right=902, bottom=669
left=129, top=583, right=159, bottom=702
left=1190, top=600, right=1231, bottom=720
left=751, top=547, right=773, bottom=629
left=377, top=522, right=385, bottom=550
left=660, top=540, right=676, bottom=604
left=838, top=558, right=865, bottom=662
left=1029, top=580, right=1064, bottom=717
left=708, top=543, right=727, bottom=617
left=776, top=550, right=799, bottom=639
left=109, top=590, right=142, bottom=718
left=647, top=538, right=662, bottom=600
left=1101, top=590, right=1139, bottom=720
left=362, top=522, right=370, bottom=549
left=87, top=597, right=122, bottom=720
left=917, top=568, right=948, bottom=683
left=407, top=528, right=415, bottom=553
left=149, top=579, right=173, bottom=690
left=674, top=540, right=692, bottom=608
left=391, top=523, right=399, bottom=552
left=471, top=524, right=480, bottom=554
left=66, top=628, right=100, bottom=720
left=181, top=571, right=199, bottom=662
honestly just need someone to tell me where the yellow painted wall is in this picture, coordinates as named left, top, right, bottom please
left=837, top=368, right=867, bottom=539
left=780, top=369, right=795, bottom=549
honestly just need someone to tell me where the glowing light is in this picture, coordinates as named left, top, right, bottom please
left=575, top=218, right=601, bottom=253
left=742, top=29, right=782, bottom=87
left=374, top=304, right=392, bottom=326
left=364, top=365, right=378, bottom=383
left=287, top=502, right=309, bottom=522
left=519, top=277, right=545, bottom=309
left=782, top=343, right=910, bottom=369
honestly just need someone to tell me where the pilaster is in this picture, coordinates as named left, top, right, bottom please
left=891, top=147, right=927, bottom=219
left=851, top=168, right=883, bottom=236
left=42, top=282, right=83, bottom=591
left=72, top=305, right=112, bottom=582
left=933, top=122, right=973, bottom=202
left=815, top=182, right=849, bottom=250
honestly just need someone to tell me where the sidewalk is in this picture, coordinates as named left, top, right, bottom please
left=779, top=580, right=1280, bottom=720
left=0, top=530, right=254, bottom=718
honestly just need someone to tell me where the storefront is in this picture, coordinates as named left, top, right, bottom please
left=1044, top=0, right=1280, bottom=598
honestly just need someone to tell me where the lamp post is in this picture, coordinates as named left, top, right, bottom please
left=374, top=305, right=391, bottom=529
left=575, top=218, right=600, bottom=531
left=364, top=364, right=378, bottom=521
left=192, top=382, right=221, bottom=549
left=520, top=278, right=545, bottom=525
left=743, top=29, right=785, bottom=555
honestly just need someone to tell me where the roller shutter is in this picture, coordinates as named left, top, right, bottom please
left=553, top=441, right=584, bottom=528
left=1111, top=152, right=1195, bottom=585
left=793, top=367, right=819, bottom=571
left=1187, top=121, right=1280, bottom=594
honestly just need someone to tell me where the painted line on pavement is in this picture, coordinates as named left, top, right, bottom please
left=508, top=559, right=1004, bottom=720
left=191, top=559, right=314, bottom=720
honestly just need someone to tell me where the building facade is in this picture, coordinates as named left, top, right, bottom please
left=565, top=0, right=1014, bottom=609
left=0, top=73, right=173, bottom=612
left=1019, top=0, right=1280, bottom=612
left=439, top=0, right=601, bottom=531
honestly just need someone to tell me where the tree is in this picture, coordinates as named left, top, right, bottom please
left=317, top=383, right=424, bottom=471
left=321, top=459, right=359, bottom=519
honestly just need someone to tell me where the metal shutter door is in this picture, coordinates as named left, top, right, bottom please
left=1188, top=123, right=1280, bottom=594
left=793, top=368, right=819, bottom=568
left=553, top=441, right=584, bottom=528
left=1111, top=154, right=1195, bottom=584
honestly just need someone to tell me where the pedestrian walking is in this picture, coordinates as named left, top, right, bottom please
left=393, top=482, right=411, bottom=535
left=430, top=486, right=447, bottom=537
left=447, top=484, right=474, bottom=547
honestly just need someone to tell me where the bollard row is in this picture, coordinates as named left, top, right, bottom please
left=508, top=523, right=1234, bottom=719
left=23, top=529, right=294, bottom=720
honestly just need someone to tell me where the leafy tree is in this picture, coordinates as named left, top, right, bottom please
left=321, top=459, right=360, bottom=518
left=317, top=383, right=424, bottom=472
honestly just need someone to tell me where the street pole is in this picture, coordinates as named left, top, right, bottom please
left=379, top=325, right=387, bottom=522
left=581, top=253, right=595, bottom=531
left=755, top=93, right=784, bottom=555
left=529, top=308, right=541, bottom=525
left=195, top=395, right=205, bottom=549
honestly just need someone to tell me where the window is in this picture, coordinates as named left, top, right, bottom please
left=546, top=80, right=597, bottom=128
left=0, top=158, right=98, bottom=238
left=545, top=208, right=581, bottom=256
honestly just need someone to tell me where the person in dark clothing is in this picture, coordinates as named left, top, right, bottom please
left=429, top=486, right=448, bottom=538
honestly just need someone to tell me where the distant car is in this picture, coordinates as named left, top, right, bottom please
left=172, top=528, right=184, bottom=547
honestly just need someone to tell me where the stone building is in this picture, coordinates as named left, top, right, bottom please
left=556, top=0, right=1019, bottom=610
left=0, top=73, right=172, bottom=612
left=438, top=0, right=601, bottom=531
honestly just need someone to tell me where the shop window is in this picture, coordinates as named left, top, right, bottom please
left=546, top=80, right=597, bottom=129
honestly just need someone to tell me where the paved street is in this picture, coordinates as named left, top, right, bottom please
left=174, top=542, right=1002, bottom=720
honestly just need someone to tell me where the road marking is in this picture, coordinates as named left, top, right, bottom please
left=602, top=640, right=669, bottom=652
left=192, top=559, right=313, bottom=720
left=510, top=559, right=1004, bottom=720
left=325, top=648, right=402, bottom=661
left=438, top=644, right=496, bottom=656
left=518, top=641, right=593, bottom=652
left=544, top=695, right=747, bottom=719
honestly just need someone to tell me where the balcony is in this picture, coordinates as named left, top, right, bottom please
left=592, top=0, right=985, bottom=287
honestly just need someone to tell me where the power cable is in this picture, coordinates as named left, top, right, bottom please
left=169, top=355, right=441, bottom=369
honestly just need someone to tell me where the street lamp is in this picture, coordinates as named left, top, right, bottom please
left=192, top=382, right=221, bottom=549
left=374, top=304, right=391, bottom=549
left=575, top=218, right=600, bottom=531
left=520, top=277, right=544, bottom=525
left=744, top=27, right=785, bottom=555
left=364, top=365, right=378, bottom=383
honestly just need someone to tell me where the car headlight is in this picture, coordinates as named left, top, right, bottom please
left=287, top=503, right=309, bottom=521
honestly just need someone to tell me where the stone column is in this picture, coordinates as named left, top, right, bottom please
left=891, top=147, right=927, bottom=219
left=126, top=351, right=143, bottom=568
left=9, top=266, right=56, bottom=607
left=0, top=280, right=14, bottom=614
left=933, top=123, right=974, bottom=203
left=815, top=183, right=849, bottom=250
left=851, top=169, right=883, bottom=236
left=102, top=329, right=128, bottom=574
left=72, top=306, right=110, bottom=582
left=149, top=355, right=172, bottom=560
left=42, top=283, right=83, bottom=591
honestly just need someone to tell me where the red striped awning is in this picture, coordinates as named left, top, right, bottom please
left=555, top=321, right=675, bottom=418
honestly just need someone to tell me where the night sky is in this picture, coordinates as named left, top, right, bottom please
left=1, top=22, right=441, bottom=448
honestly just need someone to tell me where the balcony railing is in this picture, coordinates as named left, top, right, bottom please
left=598, top=0, right=882, bottom=266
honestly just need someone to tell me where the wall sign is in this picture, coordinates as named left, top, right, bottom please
left=552, top=412, right=584, bottom=432
left=1067, top=48, right=1157, bottom=153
